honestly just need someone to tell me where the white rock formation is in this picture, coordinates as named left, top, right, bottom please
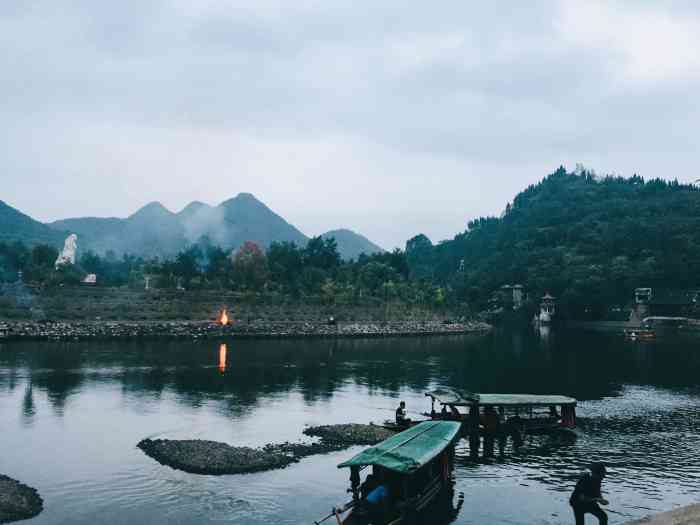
left=55, top=234, right=78, bottom=269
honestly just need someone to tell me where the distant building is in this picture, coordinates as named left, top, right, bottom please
left=632, top=288, right=700, bottom=320
left=635, top=288, right=652, bottom=304
left=493, top=284, right=526, bottom=311
left=649, top=289, right=700, bottom=316
left=538, top=293, right=556, bottom=324
left=82, top=274, right=97, bottom=285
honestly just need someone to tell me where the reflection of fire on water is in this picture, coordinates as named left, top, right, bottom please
left=219, top=309, right=229, bottom=326
left=219, top=344, right=227, bottom=373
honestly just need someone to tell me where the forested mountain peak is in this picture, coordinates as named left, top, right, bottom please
left=418, top=167, right=700, bottom=311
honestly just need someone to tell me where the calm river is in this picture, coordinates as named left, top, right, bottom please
left=1, top=328, right=700, bottom=524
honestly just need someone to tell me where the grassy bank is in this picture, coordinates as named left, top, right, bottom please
left=0, top=284, right=469, bottom=323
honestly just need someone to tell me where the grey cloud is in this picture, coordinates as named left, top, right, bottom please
left=2, top=1, right=700, bottom=248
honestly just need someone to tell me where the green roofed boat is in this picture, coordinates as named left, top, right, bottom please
left=424, top=388, right=578, bottom=444
left=318, top=421, right=461, bottom=525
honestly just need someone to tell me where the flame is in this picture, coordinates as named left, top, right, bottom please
left=219, top=309, right=229, bottom=326
left=219, top=343, right=227, bottom=373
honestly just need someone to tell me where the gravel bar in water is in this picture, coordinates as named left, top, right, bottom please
left=137, top=439, right=297, bottom=475
left=138, top=424, right=397, bottom=476
left=303, top=423, right=396, bottom=445
left=0, top=474, right=43, bottom=524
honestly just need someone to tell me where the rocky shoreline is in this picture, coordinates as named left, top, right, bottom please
left=0, top=319, right=491, bottom=341
left=0, top=474, right=43, bottom=524
left=138, top=424, right=396, bottom=476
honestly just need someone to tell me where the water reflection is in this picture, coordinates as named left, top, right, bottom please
left=21, top=380, right=35, bottom=424
left=218, top=343, right=227, bottom=374
left=4, top=331, right=700, bottom=421
left=2, top=330, right=700, bottom=524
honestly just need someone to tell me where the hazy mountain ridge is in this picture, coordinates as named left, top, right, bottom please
left=321, top=229, right=384, bottom=259
left=0, top=200, right=67, bottom=247
left=8, top=193, right=383, bottom=259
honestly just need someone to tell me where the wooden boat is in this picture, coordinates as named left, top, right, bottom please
left=375, top=419, right=421, bottom=432
left=424, top=389, right=577, bottom=438
left=326, top=421, right=461, bottom=525
left=623, top=328, right=656, bottom=340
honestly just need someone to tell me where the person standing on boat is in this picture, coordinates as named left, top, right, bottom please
left=395, top=401, right=410, bottom=425
left=570, top=463, right=609, bottom=525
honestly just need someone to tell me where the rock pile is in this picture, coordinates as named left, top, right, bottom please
left=137, top=439, right=296, bottom=475
left=0, top=474, right=43, bottom=524
left=138, top=424, right=397, bottom=476
left=2, top=320, right=491, bottom=341
left=303, top=424, right=395, bottom=445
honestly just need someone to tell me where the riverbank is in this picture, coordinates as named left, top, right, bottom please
left=0, top=474, right=43, bottom=523
left=625, top=503, right=700, bottom=523
left=0, top=319, right=491, bottom=341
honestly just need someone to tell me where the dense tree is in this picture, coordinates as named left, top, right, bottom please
left=232, top=241, right=268, bottom=289
left=174, top=246, right=202, bottom=287
left=268, top=242, right=303, bottom=290
left=205, top=245, right=229, bottom=284
left=303, top=236, right=341, bottom=270
left=405, top=234, right=434, bottom=280
left=31, top=245, right=58, bottom=268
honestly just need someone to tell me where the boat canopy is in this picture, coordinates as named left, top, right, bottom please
left=425, top=388, right=576, bottom=407
left=337, top=421, right=461, bottom=474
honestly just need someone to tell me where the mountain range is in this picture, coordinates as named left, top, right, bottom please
left=0, top=194, right=384, bottom=260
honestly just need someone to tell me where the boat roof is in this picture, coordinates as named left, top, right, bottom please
left=337, top=421, right=461, bottom=474
left=425, top=388, right=576, bottom=407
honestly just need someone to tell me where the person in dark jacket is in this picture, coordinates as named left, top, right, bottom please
left=395, top=401, right=410, bottom=425
left=570, top=463, right=609, bottom=524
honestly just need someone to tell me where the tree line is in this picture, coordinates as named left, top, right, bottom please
left=0, top=235, right=455, bottom=308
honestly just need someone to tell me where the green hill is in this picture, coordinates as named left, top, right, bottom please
left=46, top=193, right=385, bottom=259
left=321, top=228, right=384, bottom=260
left=409, top=167, right=700, bottom=311
left=0, top=200, right=66, bottom=247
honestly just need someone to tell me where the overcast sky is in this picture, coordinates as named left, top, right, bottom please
left=2, top=1, right=700, bottom=249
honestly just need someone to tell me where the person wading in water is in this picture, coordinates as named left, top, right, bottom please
left=570, top=462, right=609, bottom=524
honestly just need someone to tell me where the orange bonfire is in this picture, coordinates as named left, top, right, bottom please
left=219, top=309, right=229, bottom=326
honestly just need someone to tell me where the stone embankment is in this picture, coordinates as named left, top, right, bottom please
left=138, top=424, right=395, bottom=475
left=0, top=319, right=491, bottom=341
left=0, top=474, right=43, bottom=524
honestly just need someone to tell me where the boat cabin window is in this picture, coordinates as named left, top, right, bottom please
left=473, top=404, right=569, bottom=421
